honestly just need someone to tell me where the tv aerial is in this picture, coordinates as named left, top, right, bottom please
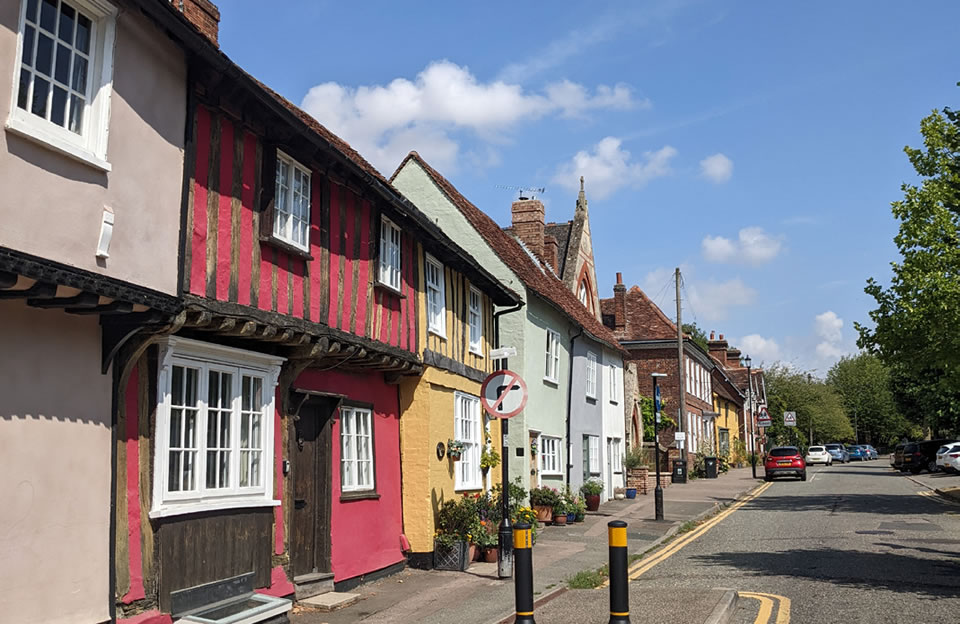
left=496, top=184, right=546, bottom=200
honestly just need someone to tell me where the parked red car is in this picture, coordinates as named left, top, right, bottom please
left=764, top=447, right=807, bottom=481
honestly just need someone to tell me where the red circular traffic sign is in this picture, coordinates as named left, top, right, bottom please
left=480, top=370, right=528, bottom=419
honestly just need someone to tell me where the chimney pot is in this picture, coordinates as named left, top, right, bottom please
left=616, top=272, right=623, bottom=285
left=709, top=331, right=715, bottom=340
left=173, top=0, right=221, bottom=46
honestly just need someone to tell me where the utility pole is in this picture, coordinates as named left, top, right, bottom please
left=807, top=373, right=813, bottom=446
left=675, top=267, right=686, bottom=461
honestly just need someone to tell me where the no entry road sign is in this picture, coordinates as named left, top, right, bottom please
left=480, top=370, right=528, bottom=419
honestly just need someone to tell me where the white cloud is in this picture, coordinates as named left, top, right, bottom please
left=814, top=310, right=843, bottom=343
left=553, top=138, right=677, bottom=200
left=701, top=227, right=783, bottom=266
left=300, top=60, right=640, bottom=174
left=736, top=334, right=782, bottom=365
left=639, top=266, right=756, bottom=323
left=699, top=153, right=733, bottom=183
left=815, top=341, right=845, bottom=359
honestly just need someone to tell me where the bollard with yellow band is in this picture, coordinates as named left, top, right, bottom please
left=512, top=522, right=535, bottom=624
left=608, top=520, right=630, bottom=623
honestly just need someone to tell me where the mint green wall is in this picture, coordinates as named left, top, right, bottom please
left=393, top=162, right=574, bottom=494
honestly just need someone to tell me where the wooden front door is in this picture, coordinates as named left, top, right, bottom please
left=290, top=399, right=334, bottom=578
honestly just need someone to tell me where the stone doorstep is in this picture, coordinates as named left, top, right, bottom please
left=293, top=572, right=334, bottom=601
left=299, top=592, right=360, bottom=612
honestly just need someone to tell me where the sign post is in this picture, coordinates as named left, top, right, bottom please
left=757, top=407, right=772, bottom=428
left=651, top=373, right=667, bottom=521
left=481, top=369, right=528, bottom=580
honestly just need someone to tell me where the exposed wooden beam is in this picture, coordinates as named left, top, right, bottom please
left=197, top=318, right=236, bottom=333
left=223, top=321, right=257, bottom=337
left=258, top=325, right=277, bottom=339
left=65, top=301, right=134, bottom=315
left=327, top=341, right=341, bottom=355
left=186, top=310, right=213, bottom=327
left=0, top=271, right=17, bottom=289
left=29, top=291, right=100, bottom=309
left=288, top=336, right=329, bottom=360
left=263, top=328, right=294, bottom=343
left=0, top=281, right=57, bottom=300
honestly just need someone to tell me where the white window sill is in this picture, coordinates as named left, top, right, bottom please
left=376, top=278, right=404, bottom=296
left=609, top=400, right=620, bottom=405
left=469, top=346, right=484, bottom=357
left=454, top=484, right=482, bottom=493
left=428, top=328, right=446, bottom=340
left=6, top=116, right=111, bottom=172
left=149, top=496, right=280, bottom=519
left=586, top=394, right=597, bottom=401
left=543, top=376, right=559, bottom=386
left=539, top=471, right=563, bottom=477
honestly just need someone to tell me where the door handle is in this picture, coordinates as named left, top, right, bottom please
left=294, top=498, right=307, bottom=510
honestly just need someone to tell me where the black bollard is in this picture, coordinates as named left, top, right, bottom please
left=608, top=520, right=630, bottom=624
left=513, top=522, right=535, bottom=624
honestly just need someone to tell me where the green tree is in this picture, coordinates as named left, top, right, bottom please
left=826, top=353, right=910, bottom=445
left=856, top=104, right=960, bottom=435
left=682, top=322, right=710, bottom=353
left=763, top=365, right=853, bottom=448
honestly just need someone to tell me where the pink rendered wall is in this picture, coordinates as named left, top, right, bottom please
left=294, top=369, right=404, bottom=582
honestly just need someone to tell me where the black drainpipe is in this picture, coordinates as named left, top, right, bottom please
left=565, top=327, right=584, bottom=487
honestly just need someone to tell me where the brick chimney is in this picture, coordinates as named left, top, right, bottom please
left=613, top=272, right=627, bottom=331
left=172, top=0, right=220, bottom=46
left=511, top=199, right=545, bottom=259
left=726, top=346, right=742, bottom=367
left=543, top=235, right=559, bottom=273
left=707, top=331, right=729, bottom=366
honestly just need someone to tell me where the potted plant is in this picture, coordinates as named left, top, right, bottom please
left=573, top=497, right=586, bottom=522
left=552, top=499, right=568, bottom=525
left=580, top=478, right=604, bottom=511
left=433, top=496, right=476, bottom=571
left=480, top=442, right=500, bottom=477
left=530, top=486, right=560, bottom=523
left=474, top=520, right=498, bottom=562
left=447, top=439, right=465, bottom=461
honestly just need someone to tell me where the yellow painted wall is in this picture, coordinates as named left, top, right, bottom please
left=399, top=244, right=503, bottom=553
left=713, top=394, right=742, bottom=455
left=399, top=367, right=502, bottom=553
left=417, top=243, right=495, bottom=373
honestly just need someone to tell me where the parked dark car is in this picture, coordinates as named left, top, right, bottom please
left=892, top=443, right=906, bottom=469
left=764, top=447, right=807, bottom=481
left=901, top=440, right=952, bottom=474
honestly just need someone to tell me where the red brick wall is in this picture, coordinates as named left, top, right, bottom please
left=510, top=199, right=545, bottom=258
left=174, top=0, right=220, bottom=45
left=628, top=347, right=712, bottom=448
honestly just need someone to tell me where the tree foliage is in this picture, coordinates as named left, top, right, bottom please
left=682, top=322, right=710, bottom=353
left=856, top=104, right=960, bottom=435
left=825, top=353, right=912, bottom=445
left=763, top=365, right=853, bottom=449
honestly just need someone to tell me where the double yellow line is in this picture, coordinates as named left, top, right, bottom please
left=625, top=481, right=773, bottom=580
left=741, top=591, right=791, bottom=624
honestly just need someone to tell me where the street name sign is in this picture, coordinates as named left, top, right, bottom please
left=480, top=370, right=528, bottom=419
left=674, top=431, right=686, bottom=442
left=490, top=346, right=517, bottom=361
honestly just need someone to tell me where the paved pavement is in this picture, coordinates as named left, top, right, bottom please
left=291, top=467, right=762, bottom=624
left=625, top=460, right=960, bottom=624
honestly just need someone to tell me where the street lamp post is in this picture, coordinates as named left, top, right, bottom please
left=743, top=355, right=755, bottom=479
left=652, top=373, right=668, bottom=521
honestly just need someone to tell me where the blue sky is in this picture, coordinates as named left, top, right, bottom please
left=219, top=0, right=959, bottom=375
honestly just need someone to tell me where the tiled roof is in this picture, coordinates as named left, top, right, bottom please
left=544, top=221, right=573, bottom=276
left=394, top=152, right=627, bottom=355
left=599, top=286, right=688, bottom=342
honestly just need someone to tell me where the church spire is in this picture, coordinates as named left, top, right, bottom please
left=576, top=175, right=588, bottom=216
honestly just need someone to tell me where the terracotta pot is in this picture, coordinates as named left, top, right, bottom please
left=552, top=514, right=568, bottom=526
left=484, top=548, right=498, bottom=563
left=468, top=543, right=477, bottom=563
left=534, top=505, right=553, bottom=522
left=585, top=494, right=601, bottom=511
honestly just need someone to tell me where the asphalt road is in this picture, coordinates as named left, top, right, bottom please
left=629, top=460, right=960, bottom=624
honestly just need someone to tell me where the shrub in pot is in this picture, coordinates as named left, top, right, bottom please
left=552, top=500, right=568, bottom=525
left=580, top=478, right=604, bottom=511
left=530, top=486, right=560, bottom=523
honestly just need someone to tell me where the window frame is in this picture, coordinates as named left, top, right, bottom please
left=271, top=150, right=312, bottom=252
left=608, top=363, right=620, bottom=404
left=151, top=337, right=283, bottom=519
left=544, top=328, right=561, bottom=383
left=8, top=0, right=117, bottom=171
left=585, top=351, right=598, bottom=399
left=340, top=404, right=376, bottom=494
left=539, top=435, right=562, bottom=476
left=378, top=216, right=403, bottom=292
left=587, top=435, right=601, bottom=474
left=611, top=438, right=623, bottom=473
left=425, top=253, right=446, bottom=338
left=454, top=392, right=483, bottom=491
left=468, top=286, right=483, bottom=355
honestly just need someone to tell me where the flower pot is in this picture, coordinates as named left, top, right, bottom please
left=585, top=493, right=601, bottom=511
left=468, top=543, right=478, bottom=563
left=534, top=505, right=553, bottom=523
left=552, top=514, right=568, bottom=526
left=434, top=540, right=470, bottom=571
left=450, top=454, right=461, bottom=462
left=566, top=512, right=576, bottom=523
left=484, top=548, right=498, bottom=563
left=575, top=513, right=585, bottom=522
left=625, top=488, right=637, bottom=499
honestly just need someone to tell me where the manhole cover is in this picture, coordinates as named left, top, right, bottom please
left=878, top=521, right=941, bottom=532
left=856, top=530, right=895, bottom=535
